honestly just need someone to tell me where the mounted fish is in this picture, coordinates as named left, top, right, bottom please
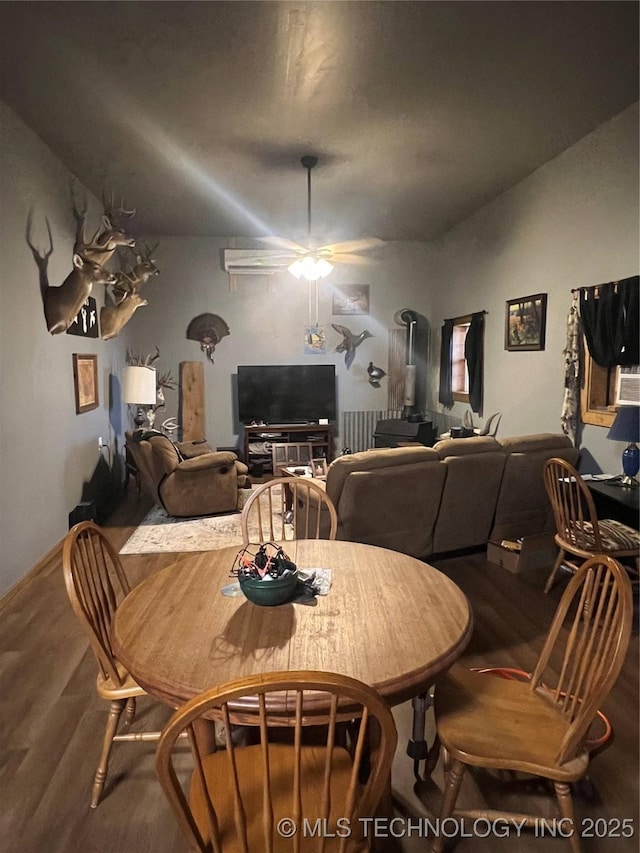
left=331, top=324, right=373, bottom=370
left=186, top=313, right=230, bottom=362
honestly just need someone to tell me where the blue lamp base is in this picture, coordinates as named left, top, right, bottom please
left=621, top=442, right=639, bottom=487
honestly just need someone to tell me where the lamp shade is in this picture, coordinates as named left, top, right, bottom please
left=607, top=406, right=640, bottom=443
left=122, top=365, right=157, bottom=405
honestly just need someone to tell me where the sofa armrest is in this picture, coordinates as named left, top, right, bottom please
left=175, top=451, right=239, bottom=474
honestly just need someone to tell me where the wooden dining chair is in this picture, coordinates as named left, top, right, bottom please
left=543, top=457, right=639, bottom=593
left=156, top=670, right=398, bottom=852
left=62, top=520, right=162, bottom=808
left=428, top=554, right=633, bottom=853
left=241, top=477, right=338, bottom=542
left=271, top=441, right=315, bottom=471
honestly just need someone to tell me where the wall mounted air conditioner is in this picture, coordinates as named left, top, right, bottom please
left=222, top=249, right=290, bottom=275
left=615, top=365, right=640, bottom=405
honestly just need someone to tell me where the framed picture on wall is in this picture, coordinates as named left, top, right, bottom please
left=311, top=457, right=328, bottom=478
left=505, top=293, right=547, bottom=351
left=73, top=353, right=99, bottom=413
left=332, top=285, right=370, bottom=315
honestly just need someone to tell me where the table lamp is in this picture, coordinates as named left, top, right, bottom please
left=607, top=405, right=640, bottom=487
left=122, top=365, right=157, bottom=429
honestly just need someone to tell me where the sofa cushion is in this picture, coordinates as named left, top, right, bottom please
left=491, top=434, right=580, bottom=541
left=431, top=450, right=506, bottom=552
left=326, top=446, right=439, bottom=508
left=336, top=460, right=447, bottom=557
left=432, top=436, right=502, bottom=459
left=499, top=433, right=575, bottom=454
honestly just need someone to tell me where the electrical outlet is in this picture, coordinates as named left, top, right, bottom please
left=98, top=436, right=103, bottom=450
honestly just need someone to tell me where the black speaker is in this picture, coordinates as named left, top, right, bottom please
left=68, top=500, right=96, bottom=529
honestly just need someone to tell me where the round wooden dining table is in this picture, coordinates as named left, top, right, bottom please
left=112, top=539, right=473, bottom=712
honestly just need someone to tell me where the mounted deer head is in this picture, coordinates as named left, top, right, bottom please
left=100, top=243, right=159, bottom=339
left=100, top=289, right=147, bottom=340
left=71, top=182, right=136, bottom=267
left=27, top=209, right=117, bottom=335
left=111, top=243, right=159, bottom=304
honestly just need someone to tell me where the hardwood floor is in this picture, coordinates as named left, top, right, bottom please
left=1, top=490, right=637, bottom=852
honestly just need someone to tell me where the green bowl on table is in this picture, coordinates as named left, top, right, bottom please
left=239, top=571, right=299, bottom=606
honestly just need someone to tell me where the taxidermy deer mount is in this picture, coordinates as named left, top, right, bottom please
left=101, top=242, right=159, bottom=340
left=26, top=209, right=118, bottom=335
left=126, top=347, right=176, bottom=428
left=26, top=184, right=138, bottom=335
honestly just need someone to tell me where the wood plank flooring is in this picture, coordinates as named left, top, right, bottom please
left=1, top=490, right=637, bottom=852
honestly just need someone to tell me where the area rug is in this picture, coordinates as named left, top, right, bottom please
left=119, top=505, right=250, bottom=554
left=119, top=487, right=288, bottom=555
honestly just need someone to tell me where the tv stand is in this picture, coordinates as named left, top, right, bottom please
left=243, top=423, right=334, bottom=475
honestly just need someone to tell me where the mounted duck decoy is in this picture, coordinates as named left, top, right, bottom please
left=367, top=362, right=387, bottom=387
left=331, top=324, right=373, bottom=370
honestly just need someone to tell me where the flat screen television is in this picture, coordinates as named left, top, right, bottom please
left=237, top=364, right=336, bottom=425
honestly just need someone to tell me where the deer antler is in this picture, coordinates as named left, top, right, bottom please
left=102, top=189, right=136, bottom=224
left=156, top=370, right=177, bottom=390
left=144, top=346, right=161, bottom=366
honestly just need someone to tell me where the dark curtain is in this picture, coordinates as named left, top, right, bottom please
left=579, top=275, right=639, bottom=368
left=438, top=319, right=454, bottom=408
left=465, top=312, right=484, bottom=414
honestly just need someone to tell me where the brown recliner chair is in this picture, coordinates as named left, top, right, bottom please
left=125, top=431, right=250, bottom=517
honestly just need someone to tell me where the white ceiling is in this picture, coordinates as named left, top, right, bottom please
left=1, top=1, right=637, bottom=243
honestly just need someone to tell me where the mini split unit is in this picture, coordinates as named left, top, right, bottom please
left=222, top=249, right=290, bottom=275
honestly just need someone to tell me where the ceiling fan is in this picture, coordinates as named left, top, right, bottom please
left=254, top=155, right=384, bottom=281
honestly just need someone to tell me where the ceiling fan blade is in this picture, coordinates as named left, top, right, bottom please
left=320, top=237, right=385, bottom=255
left=257, top=235, right=306, bottom=254
left=329, top=253, right=375, bottom=266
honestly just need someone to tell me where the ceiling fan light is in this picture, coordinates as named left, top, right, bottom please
left=288, top=258, right=304, bottom=279
left=315, top=258, right=334, bottom=279
left=288, top=255, right=334, bottom=281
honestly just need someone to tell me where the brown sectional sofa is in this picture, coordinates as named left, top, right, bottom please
left=314, top=433, right=579, bottom=558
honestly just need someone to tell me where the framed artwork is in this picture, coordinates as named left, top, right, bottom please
left=66, top=296, right=99, bottom=338
left=332, top=284, right=370, bottom=315
left=304, top=325, right=326, bottom=354
left=73, top=353, right=99, bottom=413
left=311, top=457, right=328, bottom=478
left=505, top=293, right=547, bottom=351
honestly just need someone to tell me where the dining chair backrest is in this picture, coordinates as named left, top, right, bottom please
left=543, top=457, right=604, bottom=553
left=156, top=670, right=398, bottom=853
left=271, top=441, right=315, bottom=470
left=529, top=554, right=633, bottom=766
left=241, top=477, right=338, bottom=542
left=62, top=520, right=131, bottom=687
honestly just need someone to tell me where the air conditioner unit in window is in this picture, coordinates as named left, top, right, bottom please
left=615, top=365, right=640, bottom=405
left=222, top=249, right=290, bottom=275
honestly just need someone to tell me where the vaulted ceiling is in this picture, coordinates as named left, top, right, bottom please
left=1, top=1, right=637, bottom=243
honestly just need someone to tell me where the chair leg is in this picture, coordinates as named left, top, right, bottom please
left=91, top=698, right=126, bottom=809
left=544, top=548, right=567, bottom=594
left=554, top=781, right=581, bottom=853
left=124, top=697, right=136, bottom=727
left=430, top=759, right=466, bottom=853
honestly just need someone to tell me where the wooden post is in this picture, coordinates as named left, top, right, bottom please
left=179, top=361, right=205, bottom=441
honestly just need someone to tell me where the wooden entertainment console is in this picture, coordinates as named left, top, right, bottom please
left=243, top=423, right=334, bottom=475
